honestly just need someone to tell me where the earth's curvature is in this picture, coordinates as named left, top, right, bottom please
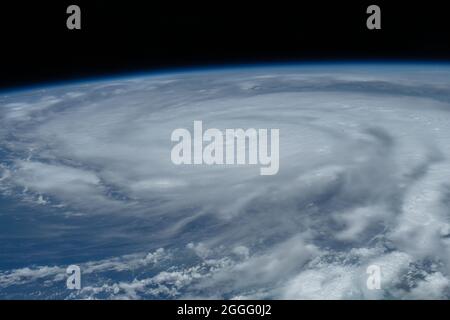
left=1, top=64, right=450, bottom=299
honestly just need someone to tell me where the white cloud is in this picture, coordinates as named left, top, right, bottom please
left=1, top=67, right=450, bottom=298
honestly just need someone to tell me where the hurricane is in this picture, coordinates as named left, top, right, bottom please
left=1, top=64, right=450, bottom=299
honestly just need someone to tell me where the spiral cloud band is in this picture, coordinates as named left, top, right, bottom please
left=1, top=64, right=450, bottom=299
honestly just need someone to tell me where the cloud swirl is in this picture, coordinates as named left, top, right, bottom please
left=1, top=65, right=450, bottom=299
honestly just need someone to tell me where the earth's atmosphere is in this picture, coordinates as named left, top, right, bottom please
left=1, top=64, right=450, bottom=299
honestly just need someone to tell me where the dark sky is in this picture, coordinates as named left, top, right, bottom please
left=1, top=1, right=450, bottom=89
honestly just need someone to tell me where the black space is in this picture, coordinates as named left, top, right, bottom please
left=0, top=1, right=450, bottom=89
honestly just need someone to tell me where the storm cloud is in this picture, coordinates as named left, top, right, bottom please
left=1, top=65, right=450, bottom=299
